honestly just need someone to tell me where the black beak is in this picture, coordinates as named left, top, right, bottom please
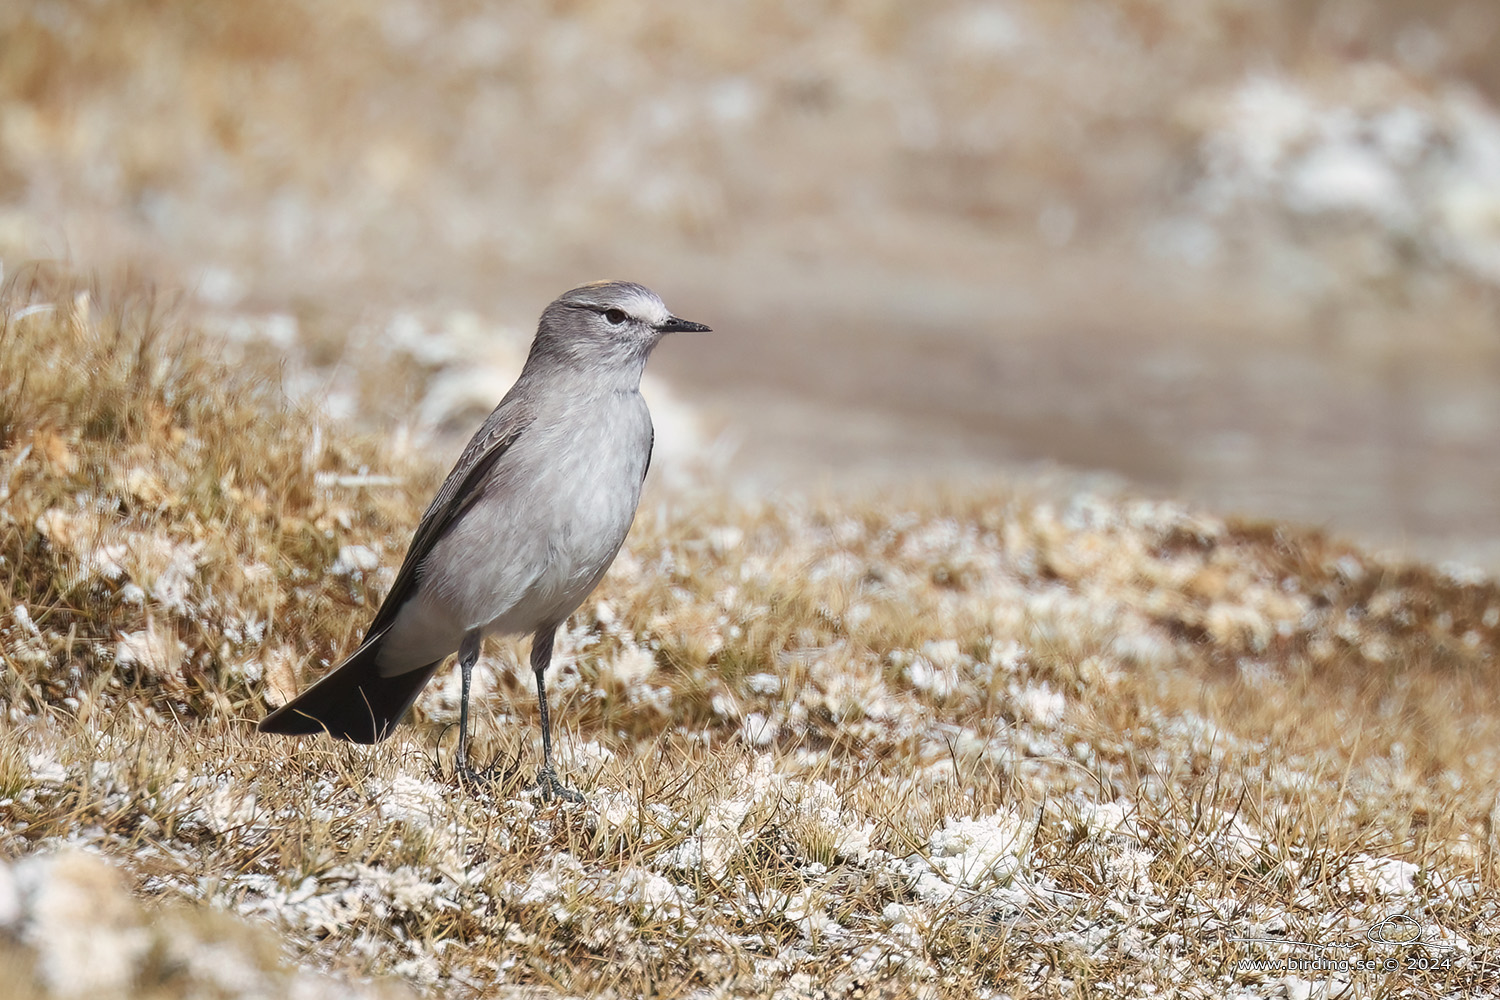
left=656, top=315, right=712, bottom=334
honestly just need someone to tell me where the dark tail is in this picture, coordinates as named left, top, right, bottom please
left=258, top=634, right=444, bottom=744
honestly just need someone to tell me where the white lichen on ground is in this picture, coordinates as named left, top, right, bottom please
left=3, top=278, right=1500, bottom=1000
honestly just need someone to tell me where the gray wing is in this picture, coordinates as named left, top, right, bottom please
left=367, top=398, right=535, bottom=634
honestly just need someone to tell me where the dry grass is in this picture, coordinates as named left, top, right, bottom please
left=3, top=268, right=1500, bottom=998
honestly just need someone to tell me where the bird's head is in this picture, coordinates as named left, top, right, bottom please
left=531, top=281, right=710, bottom=375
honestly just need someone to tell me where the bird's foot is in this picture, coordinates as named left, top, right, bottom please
left=535, top=765, right=584, bottom=804
left=453, top=751, right=507, bottom=789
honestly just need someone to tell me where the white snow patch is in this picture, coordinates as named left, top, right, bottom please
left=1285, top=141, right=1407, bottom=221
left=193, top=779, right=259, bottom=835
left=27, top=749, right=69, bottom=786
left=1014, top=682, right=1066, bottom=725
left=1348, top=855, right=1419, bottom=897
left=115, top=620, right=186, bottom=685
left=376, top=773, right=451, bottom=827
left=679, top=755, right=781, bottom=878
left=903, top=640, right=967, bottom=698
left=1081, top=801, right=1146, bottom=842
left=907, top=812, right=1029, bottom=903
left=738, top=712, right=775, bottom=746
left=745, top=672, right=782, bottom=695
left=330, top=544, right=381, bottom=576
left=611, top=866, right=693, bottom=920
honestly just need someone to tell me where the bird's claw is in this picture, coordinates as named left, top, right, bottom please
left=453, top=750, right=507, bottom=789
left=535, top=766, right=584, bottom=804
left=453, top=757, right=581, bottom=804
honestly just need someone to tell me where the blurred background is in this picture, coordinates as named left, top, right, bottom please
left=2, top=0, right=1498, bottom=568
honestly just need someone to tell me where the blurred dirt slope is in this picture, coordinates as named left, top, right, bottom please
left=2, top=0, right=1499, bottom=566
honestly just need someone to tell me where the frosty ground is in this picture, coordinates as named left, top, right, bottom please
left=2, top=275, right=1500, bottom=999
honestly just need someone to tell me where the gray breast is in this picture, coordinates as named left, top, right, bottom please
left=536, top=391, right=653, bottom=598
left=471, top=388, right=651, bottom=634
left=376, top=390, right=652, bottom=670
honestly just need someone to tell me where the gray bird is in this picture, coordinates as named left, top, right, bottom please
left=258, top=281, right=710, bottom=800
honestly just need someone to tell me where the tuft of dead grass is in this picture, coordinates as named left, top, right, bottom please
left=0, top=264, right=437, bottom=731
left=3, top=268, right=1500, bottom=998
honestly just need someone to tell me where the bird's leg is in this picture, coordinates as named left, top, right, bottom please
left=454, top=629, right=485, bottom=784
left=531, top=625, right=583, bottom=803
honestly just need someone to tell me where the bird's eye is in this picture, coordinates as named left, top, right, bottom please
left=603, top=308, right=627, bottom=325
